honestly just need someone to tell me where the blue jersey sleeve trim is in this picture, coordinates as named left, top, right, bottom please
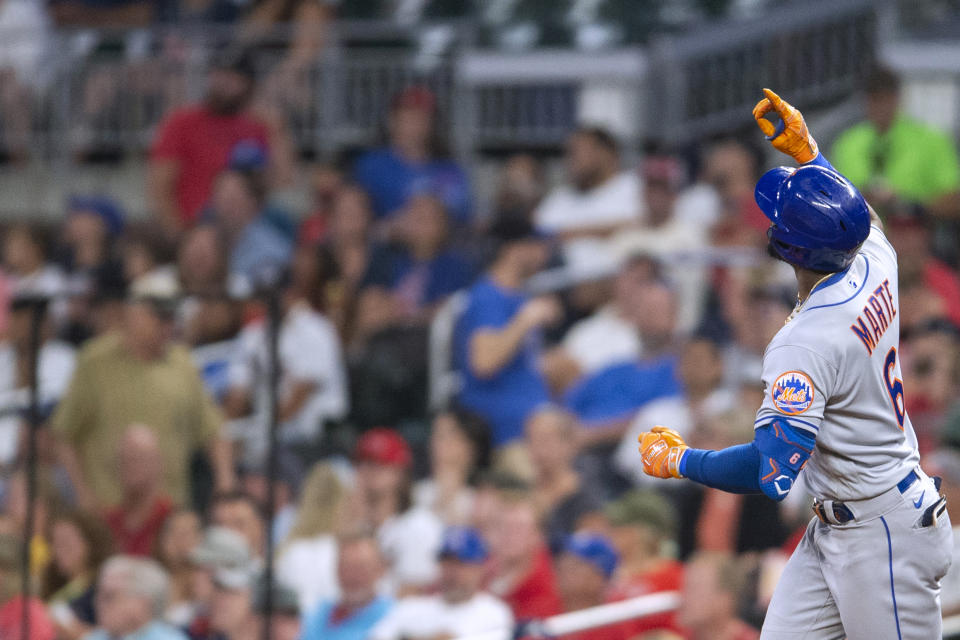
left=680, top=444, right=761, bottom=494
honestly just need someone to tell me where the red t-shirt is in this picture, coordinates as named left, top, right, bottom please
left=0, top=597, right=56, bottom=640
left=925, top=259, right=960, bottom=329
left=608, top=560, right=684, bottom=635
left=503, top=546, right=564, bottom=620
left=104, top=496, right=174, bottom=556
left=151, top=105, right=269, bottom=224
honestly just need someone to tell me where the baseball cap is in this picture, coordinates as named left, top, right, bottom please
left=604, top=490, right=677, bottom=539
left=67, top=195, right=125, bottom=236
left=252, top=576, right=300, bottom=616
left=563, top=533, right=619, bottom=579
left=437, top=526, right=489, bottom=564
left=391, top=86, right=436, bottom=113
left=213, top=565, right=259, bottom=591
left=128, top=270, right=181, bottom=318
left=355, top=428, right=412, bottom=468
left=229, top=140, right=269, bottom=172
left=190, top=526, right=253, bottom=570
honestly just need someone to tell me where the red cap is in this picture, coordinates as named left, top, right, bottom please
left=391, top=86, right=437, bottom=113
left=355, top=428, right=412, bottom=468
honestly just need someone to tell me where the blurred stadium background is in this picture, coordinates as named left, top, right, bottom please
left=2, top=1, right=960, bottom=639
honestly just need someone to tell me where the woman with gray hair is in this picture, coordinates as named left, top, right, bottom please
left=84, top=555, right=187, bottom=640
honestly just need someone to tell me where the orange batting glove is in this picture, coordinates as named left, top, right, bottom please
left=638, top=426, right=688, bottom=479
left=752, top=88, right=819, bottom=164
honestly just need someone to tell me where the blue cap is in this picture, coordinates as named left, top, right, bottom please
left=563, top=533, right=619, bottom=579
left=438, top=527, right=488, bottom=564
left=229, top=139, right=269, bottom=171
left=67, top=195, right=125, bottom=235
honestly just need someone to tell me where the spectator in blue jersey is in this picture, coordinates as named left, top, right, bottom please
left=300, top=531, right=392, bottom=640
left=563, top=279, right=681, bottom=435
left=453, top=215, right=558, bottom=447
left=355, top=193, right=475, bottom=338
left=353, top=86, right=472, bottom=224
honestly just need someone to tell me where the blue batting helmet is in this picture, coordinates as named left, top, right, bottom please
left=754, top=164, right=870, bottom=273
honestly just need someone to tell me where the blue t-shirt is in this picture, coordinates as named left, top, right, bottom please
left=563, top=356, right=681, bottom=425
left=453, top=278, right=551, bottom=445
left=362, top=245, right=475, bottom=309
left=229, top=216, right=293, bottom=283
left=353, top=148, right=472, bottom=223
left=301, top=596, right=393, bottom=640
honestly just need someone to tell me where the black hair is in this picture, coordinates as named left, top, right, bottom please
left=865, top=66, right=901, bottom=96
left=438, top=406, right=494, bottom=483
left=574, top=125, right=620, bottom=157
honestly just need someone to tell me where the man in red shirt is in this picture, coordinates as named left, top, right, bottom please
left=678, top=552, right=759, bottom=640
left=486, top=495, right=563, bottom=620
left=149, top=49, right=273, bottom=233
left=605, top=490, right=684, bottom=636
left=103, top=425, right=173, bottom=556
left=0, top=534, right=56, bottom=640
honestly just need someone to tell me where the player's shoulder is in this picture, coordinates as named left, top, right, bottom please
left=765, top=319, right=841, bottom=375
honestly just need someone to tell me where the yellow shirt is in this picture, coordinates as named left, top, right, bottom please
left=52, top=333, right=223, bottom=506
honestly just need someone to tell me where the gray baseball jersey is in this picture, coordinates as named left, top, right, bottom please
left=756, top=225, right=953, bottom=639
left=755, top=225, right=918, bottom=501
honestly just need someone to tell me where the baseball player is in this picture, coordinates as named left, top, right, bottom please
left=637, top=89, right=953, bottom=639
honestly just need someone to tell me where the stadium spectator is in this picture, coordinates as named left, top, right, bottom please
left=300, top=531, right=393, bottom=640
left=52, top=273, right=233, bottom=509
left=320, top=185, right=376, bottom=336
left=355, top=194, right=475, bottom=340
left=832, top=66, right=960, bottom=218
left=0, top=293, right=75, bottom=468
left=0, top=0, right=51, bottom=162
left=703, top=139, right=767, bottom=247
left=604, top=490, right=684, bottom=635
left=612, top=153, right=710, bottom=331
left=525, top=407, right=604, bottom=547
left=49, top=0, right=156, bottom=26
left=615, top=336, right=735, bottom=484
left=276, top=463, right=345, bottom=612
left=555, top=533, right=634, bottom=640
left=209, top=168, right=293, bottom=286
left=42, top=510, right=115, bottom=636
left=120, top=222, right=176, bottom=286
left=486, top=493, right=563, bottom=619
left=86, top=556, right=187, bottom=640
left=543, top=254, right=656, bottom=392
left=3, top=223, right=64, bottom=300
left=149, top=48, right=288, bottom=233
left=298, top=161, right=345, bottom=246
left=354, top=86, right=472, bottom=224
left=104, top=424, right=175, bottom=556
left=369, top=526, right=513, bottom=640
left=678, top=552, right=759, bottom=640
left=209, top=491, right=266, bottom=561
left=453, top=215, right=556, bottom=447
left=885, top=208, right=960, bottom=332
left=563, top=280, right=681, bottom=429
left=185, top=526, right=256, bottom=639
left=534, top=126, right=643, bottom=273
left=250, top=576, right=301, bottom=640
left=224, top=271, right=346, bottom=464
left=186, top=293, right=243, bottom=403
left=492, top=153, right=547, bottom=222
left=412, top=409, right=492, bottom=526
left=1, top=468, right=62, bottom=582
left=177, top=225, right=235, bottom=298
left=154, top=510, right=203, bottom=627
left=206, top=561, right=259, bottom=640
left=0, top=533, right=56, bottom=640
left=347, top=428, right=444, bottom=593
left=900, top=320, right=960, bottom=448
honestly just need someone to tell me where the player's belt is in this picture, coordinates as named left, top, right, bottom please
left=813, top=469, right=935, bottom=526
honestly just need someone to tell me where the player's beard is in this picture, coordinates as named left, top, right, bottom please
left=767, top=240, right=787, bottom=264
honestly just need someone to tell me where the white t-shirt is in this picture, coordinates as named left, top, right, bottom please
left=0, top=340, right=75, bottom=465
left=615, top=388, right=736, bottom=485
left=562, top=305, right=642, bottom=374
left=276, top=534, right=339, bottom=614
left=378, top=507, right=445, bottom=591
left=228, top=303, right=347, bottom=458
left=369, top=592, right=513, bottom=640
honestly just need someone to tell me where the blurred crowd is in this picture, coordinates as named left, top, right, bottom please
left=2, top=15, right=960, bottom=636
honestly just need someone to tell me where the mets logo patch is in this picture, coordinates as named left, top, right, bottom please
left=771, top=371, right=814, bottom=415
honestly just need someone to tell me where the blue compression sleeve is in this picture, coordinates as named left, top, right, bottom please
left=679, top=443, right=762, bottom=494
left=806, top=151, right=835, bottom=172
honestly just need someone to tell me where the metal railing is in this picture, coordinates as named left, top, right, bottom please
left=0, top=2, right=888, bottom=180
